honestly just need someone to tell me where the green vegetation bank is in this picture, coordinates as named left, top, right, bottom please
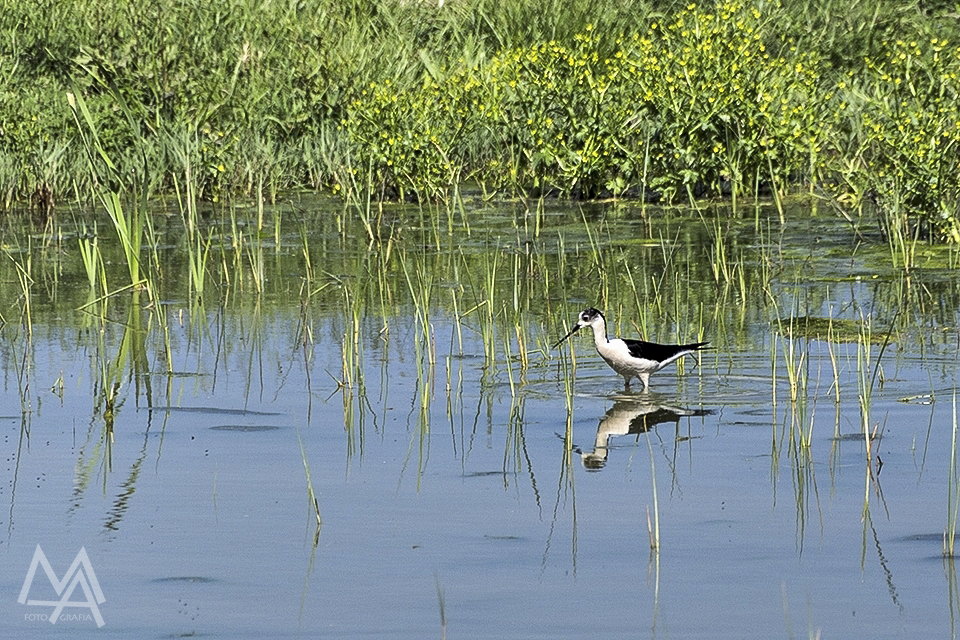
left=1, top=0, right=959, bottom=240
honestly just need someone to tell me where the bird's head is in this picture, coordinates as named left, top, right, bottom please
left=553, top=308, right=605, bottom=348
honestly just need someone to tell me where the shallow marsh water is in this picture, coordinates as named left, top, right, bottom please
left=1, top=197, right=959, bottom=638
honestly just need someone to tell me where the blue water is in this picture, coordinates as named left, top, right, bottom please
left=1, top=203, right=959, bottom=638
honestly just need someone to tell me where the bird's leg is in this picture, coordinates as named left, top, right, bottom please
left=638, top=373, right=650, bottom=392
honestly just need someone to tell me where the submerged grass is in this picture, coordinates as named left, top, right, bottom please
left=296, top=429, right=323, bottom=545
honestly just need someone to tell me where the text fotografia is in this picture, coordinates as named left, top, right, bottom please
left=18, top=545, right=106, bottom=627
left=24, top=613, right=96, bottom=623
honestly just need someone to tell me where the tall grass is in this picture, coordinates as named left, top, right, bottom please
left=67, top=90, right=149, bottom=290
left=3, top=0, right=960, bottom=247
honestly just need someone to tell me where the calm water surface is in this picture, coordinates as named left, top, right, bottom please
left=1, top=199, right=959, bottom=638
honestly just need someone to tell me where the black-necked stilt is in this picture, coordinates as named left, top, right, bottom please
left=554, top=308, right=708, bottom=391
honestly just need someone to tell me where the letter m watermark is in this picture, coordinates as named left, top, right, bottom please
left=18, top=545, right=105, bottom=627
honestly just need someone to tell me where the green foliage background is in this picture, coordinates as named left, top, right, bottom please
left=1, top=0, right=959, bottom=239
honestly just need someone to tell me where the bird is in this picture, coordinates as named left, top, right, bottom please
left=554, top=308, right=708, bottom=391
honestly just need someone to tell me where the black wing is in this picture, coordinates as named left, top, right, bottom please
left=623, top=339, right=708, bottom=363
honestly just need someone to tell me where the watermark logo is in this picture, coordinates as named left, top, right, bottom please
left=18, top=545, right=105, bottom=627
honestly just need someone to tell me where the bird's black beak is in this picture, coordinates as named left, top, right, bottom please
left=553, top=324, right=581, bottom=349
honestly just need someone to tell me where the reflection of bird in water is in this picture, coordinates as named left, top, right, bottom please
left=554, top=308, right=708, bottom=391
left=580, top=399, right=714, bottom=470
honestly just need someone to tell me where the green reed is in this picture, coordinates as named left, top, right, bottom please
left=77, top=223, right=107, bottom=295
left=856, top=310, right=897, bottom=457
left=5, top=243, right=34, bottom=334
left=246, top=237, right=266, bottom=295
left=763, top=284, right=826, bottom=540
left=67, top=90, right=151, bottom=290
left=189, top=228, right=213, bottom=302
left=701, top=211, right=735, bottom=286
left=398, top=247, right=436, bottom=365
left=766, top=286, right=806, bottom=412
left=463, top=245, right=499, bottom=370
left=169, top=131, right=213, bottom=302
left=824, top=317, right=843, bottom=440
left=335, top=286, right=360, bottom=391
